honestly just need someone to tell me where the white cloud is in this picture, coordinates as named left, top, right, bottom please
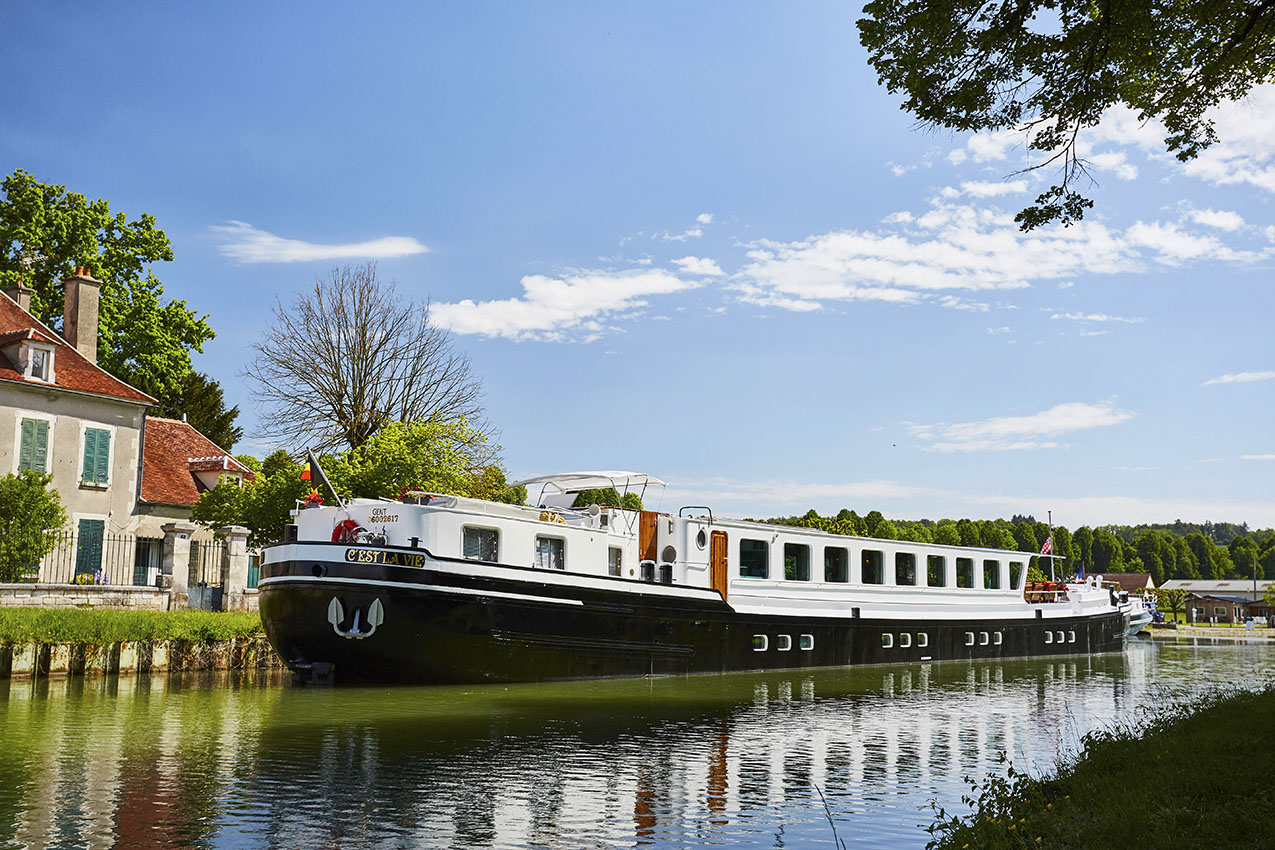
left=696, top=213, right=714, bottom=225
left=1058, top=281, right=1075, bottom=289
left=1124, top=221, right=1260, bottom=264
left=671, top=256, right=725, bottom=276
left=987, top=326, right=1011, bottom=334
left=1242, top=454, right=1275, bottom=461
left=1050, top=311, right=1144, bottom=324
left=211, top=220, right=428, bottom=263
left=964, top=129, right=1021, bottom=162
left=1203, top=370, right=1275, bottom=386
left=907, top=401, right=1135, bottom=453
left=958, top=179, right=1029, bottom=198
left=1187, top=208, right=1246, bottom=231
left=431, top=269, right=698, bottom=342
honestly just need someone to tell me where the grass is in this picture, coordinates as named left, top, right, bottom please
left=922, top=685, right=1275, bottom=849
left=0, top=608, right=264, bottom=645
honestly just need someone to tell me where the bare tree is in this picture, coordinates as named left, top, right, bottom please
left=247, top=263, right=486, bottom=451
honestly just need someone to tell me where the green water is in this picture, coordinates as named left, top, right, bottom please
left=1, top=637, right=1270, bottom=849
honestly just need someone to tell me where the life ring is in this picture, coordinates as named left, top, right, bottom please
left=332, top=519, right=361, bottom=542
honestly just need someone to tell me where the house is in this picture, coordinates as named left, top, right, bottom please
left=1, top=272, right=247, bottom=586
left=1099, top=572, right=1156, bottom=593
left=1161, top=579, right=1275, bottom=624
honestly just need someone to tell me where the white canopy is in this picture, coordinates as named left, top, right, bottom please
left=510, top=471, right=667, bottom=492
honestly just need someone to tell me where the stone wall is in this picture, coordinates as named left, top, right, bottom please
left=0, top=583, right=170, bottom=610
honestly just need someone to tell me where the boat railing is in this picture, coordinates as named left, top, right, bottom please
left=1023, top=581, right=1070, bottom=604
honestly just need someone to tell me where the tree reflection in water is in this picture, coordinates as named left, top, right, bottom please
left=0, top=640, right=1270, bottom=850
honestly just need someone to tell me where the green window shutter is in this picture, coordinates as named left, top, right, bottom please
left=19, top=419, right=34, bottom=472
left=83, top=428, right=111, bottom=484
left=32, top=420, right=48, bottom=472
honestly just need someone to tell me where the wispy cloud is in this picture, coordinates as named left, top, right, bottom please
left=672, top=256, right=725, bottom=276
left=1242, top=454, right=1275, bottom=461
left=1050, top=311, right=1144, bottom=324
left=696, top=213, right=714, bottom=225
left=212, top=221, right=428, bottom=263
left=907, top=401, right=1135, bottom=453
left=431, top=269, right=697, bottom=342
left=1187, top=208, right=1246, bottom=231
left=1203, top=370, right=1275, bottom=386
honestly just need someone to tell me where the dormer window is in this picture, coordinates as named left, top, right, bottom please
left=29, top=345, right=50, bottom=381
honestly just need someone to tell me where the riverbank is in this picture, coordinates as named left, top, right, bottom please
left=0, top=608, right=280, bottom=677
left=924, top=684, right=1275, bottom=849
left=1148, top=623, right=1275, bottom=640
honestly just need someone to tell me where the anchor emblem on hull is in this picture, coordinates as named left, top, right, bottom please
left=327, top=597, right=384, bottom=639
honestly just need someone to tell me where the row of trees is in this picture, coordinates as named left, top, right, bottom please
left=759, top=509, right=1275, bottom=587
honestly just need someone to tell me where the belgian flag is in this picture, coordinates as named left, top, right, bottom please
left=301, top=449, right=341, bottom=506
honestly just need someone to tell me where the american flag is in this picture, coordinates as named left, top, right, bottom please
left=1040, top=536, right=1053, bottom=556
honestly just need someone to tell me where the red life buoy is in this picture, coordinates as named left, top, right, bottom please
left=332, top=519, right=361, bottom=542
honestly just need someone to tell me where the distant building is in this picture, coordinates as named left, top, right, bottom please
left=1161, top=579, right=1275, bottom=623
left=1098, top=572, right=1156, bottom=593
left=1, top=274, right=248, bottom=585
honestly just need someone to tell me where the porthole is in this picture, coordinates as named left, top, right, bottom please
left=900, top=633, right=912, bottom=648
left=917, top=632, right=928, bottom=648
left=1056, top=631, right=1065, bottom=643
left=979, top=631, right=989, bottom=646
left=964, top=632, right=975, bottom=646
left=993, top=631, right=1003, bottom=646
left=752, top=635, right=768, bottom=652
left=777, top=634, right=793, bottom=651
left=1045, top=631, right=1054, bottom=644
left=881, top=633, right=894, bottom=649
left=1068, top=631, right=1076, bottom=644
left=799, top=634, right=814, bottom=650
left=662, top=545, right=677, bottom=563
left=696, top=529, right=707, bottom=549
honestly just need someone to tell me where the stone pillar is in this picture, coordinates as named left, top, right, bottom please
left=161, top=521, right=198, bottom=609
left=218, top=525, right=252, bottom=612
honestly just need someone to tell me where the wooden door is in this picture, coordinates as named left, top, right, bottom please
left=710, top=530, right=729, bottom=601
left=639, top=511, right=659, bottom=564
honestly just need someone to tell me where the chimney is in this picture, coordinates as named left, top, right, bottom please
left=63, top=266, right=101, bottom=363
left=3, top=280, right=33, bottom=312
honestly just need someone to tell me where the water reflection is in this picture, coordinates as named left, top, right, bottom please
left=1, top=639, right=1271, bottom=850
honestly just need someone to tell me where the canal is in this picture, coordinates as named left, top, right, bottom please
left=1, top=637, right=1270, bottom=849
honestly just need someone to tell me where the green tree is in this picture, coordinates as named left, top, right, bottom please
left=1152, top=587, right=1190, bottom=624
left=858, top=0, right=1275, bottom=228
left=156, top=371, right=243, bottom=452
left=331, top=419, right=502, bottom=501
left=1013, top=522, right=1040, bottom=555
left=1091, top=528, right=1125, bottom=573
left=191, top=449, right=308, bottom=548
left=0, top=471, right=68, bottom=582
left=1073, top=526, right=1094, bottom=570
left=1229, top=535, right=1261, bottom=580
left=934, top=523, right=961, bottom=546
left=0, top=169, right=214, bottom=403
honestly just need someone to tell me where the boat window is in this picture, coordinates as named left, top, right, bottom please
left=1045, top=631, right=1053, bottom=644
left=1068, top=631, right=1076, bottom=643
left=994, top=631, right=1003, bottom=645
left=956, top=558, right=974, bottom=588
left=824, top=546, right=848, bottom=582
left=1056, top=631, right=1065, bottom=643
left=1009, top=561, right=1024, bottom=589
left=900, top=633, right=912, bottom=648
left=862, top=549, right=884, bottom=584
left=534, top=536, right=565, bottom=570
left=752, top=635, right=768, bottom=651
left=979, top=631, right=989, bottom=645
left=784, top=543, right=810, bottom=581
left=799, top=634, right=814, bottom=650
left=881, top=633, right=893, bottom=648
left=927, top=555, right=946, bottom=587
left=964, top=632, right=975, bottom=646
left=608, top=547, right=622, bottom=577
left=776, top=634, right=792, bottom=651
left=739, top=539, right=769, bottom=579
left=983, top=560, right=1001, bottom=589
left=895, top=552, right=917, bottom=586
left=462, top=526, right=499, bottom=562
left=917, top=632, right=928, bottom=648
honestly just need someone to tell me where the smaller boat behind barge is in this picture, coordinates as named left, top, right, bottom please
left=258, top=471, right=1131, bottom=685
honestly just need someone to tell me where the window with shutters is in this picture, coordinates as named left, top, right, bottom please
left=81, top=427, right=111, bottom=485
left=18, top=418, right=50, bottom=473
left=462, top=526, right=498, bottom=562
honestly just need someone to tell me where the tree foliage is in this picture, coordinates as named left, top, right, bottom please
left=858, top=0, right=1275, bottom=228
left=570, top=488, right=643, bottom=511
left=247, top=263, right=486, bottom=452
left=0, top=169, right=215, bottom=402
left=156, top=371, right=243, bottom=452
left=0, top=471, right=67, bottom=582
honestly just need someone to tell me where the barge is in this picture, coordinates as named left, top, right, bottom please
left=258, top=471, right=1129, bottom=684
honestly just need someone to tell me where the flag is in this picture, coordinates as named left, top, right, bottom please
left=300, top=464, right=312, bottom=481
left=305, top=448, right=340, bottom=506
left=1040, top=536, right=1053, bottom=556
left=1078, top=562, right=1086, bottom=579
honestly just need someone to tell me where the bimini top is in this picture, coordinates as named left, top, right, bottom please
left=511, top=471, right=667, bottom=492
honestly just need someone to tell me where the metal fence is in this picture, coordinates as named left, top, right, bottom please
left=0, top=527, right=165, bottom=586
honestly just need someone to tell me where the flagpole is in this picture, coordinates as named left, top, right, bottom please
left=1048, top=510, right=1055, bottom=581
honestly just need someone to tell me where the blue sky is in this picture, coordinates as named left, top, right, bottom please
left=2, top=2, right=1272, bottom=527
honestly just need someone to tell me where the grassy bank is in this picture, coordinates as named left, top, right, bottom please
left=924, top=685, right=1275, bottom=849
left=0, top=608, right=264, bottom=645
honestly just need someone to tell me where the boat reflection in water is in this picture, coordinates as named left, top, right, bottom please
left=0, top=640, right=1267, bottom=850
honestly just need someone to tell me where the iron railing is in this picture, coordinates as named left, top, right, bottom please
left=0, top=528, right=165, bottom=586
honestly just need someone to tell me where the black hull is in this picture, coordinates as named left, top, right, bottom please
left=259, top=548, right=1129, bottom=685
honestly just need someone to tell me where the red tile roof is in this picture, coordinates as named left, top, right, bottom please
left=140, top=417, right=255, bottom=505
left=0, top=291, right=155, bottom=404
left=1101, top=572, right=1156, bottom=591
